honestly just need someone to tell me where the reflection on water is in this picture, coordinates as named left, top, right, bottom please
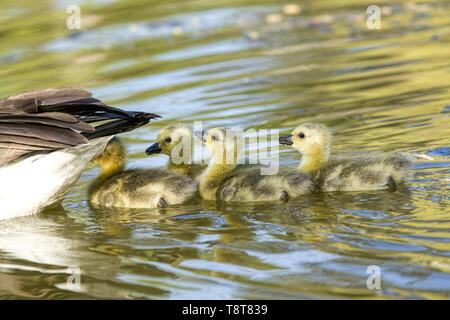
left=0, top=0, right=449, bottom=299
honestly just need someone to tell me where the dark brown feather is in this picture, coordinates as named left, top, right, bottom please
left=0, top=98, right=39, bottom=114
left=0, top=112, right=94, bottom=132
left=0, top=123, right=89, bottom=146
left=7, top=87, right=93, bottom=104
left=0, top=134, right=74, bottom=149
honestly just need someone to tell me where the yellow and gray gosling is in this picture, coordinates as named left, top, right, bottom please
left=279, top=123, right=413, bottom=191
left=195, top=127, right=313, bottom=202
left=89, top=137, right=198, bottom=208
left=145, top=124, right=207, bottom=179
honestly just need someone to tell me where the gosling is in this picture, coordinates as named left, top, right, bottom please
left=89, top=137, right=198, bottom=208
left=145, top=124, right=207, bottom=179
left=279, top=123, right=413, bottom=191
left=196, top=127, right=313, bottom=202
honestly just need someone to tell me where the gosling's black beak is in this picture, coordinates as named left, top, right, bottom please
left=194, top=131, right=207, bottom=142
left=279, top=134, right=293, bottom=145
left=145, top=142, right=162, bottom=155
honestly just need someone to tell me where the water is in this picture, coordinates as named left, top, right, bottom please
left=0, top=0, right=449, bottom=299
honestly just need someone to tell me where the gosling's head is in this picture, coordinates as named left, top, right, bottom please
left=146, top=124, right=192, bottom=157
left=93, top=137, right=126, bottom=173
left=279, top=123, right=332, bottom=157
left=195, top=127, right=243, bottom=165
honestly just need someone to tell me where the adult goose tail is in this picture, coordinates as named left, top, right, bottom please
left=0, top=87, right=160, bottom=166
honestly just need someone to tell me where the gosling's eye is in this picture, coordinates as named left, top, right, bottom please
left=212, top=135, right=219, bottom=141
left=165, top=137, right=172, bottom=143
left=298, top=133, right=305, bottom=139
